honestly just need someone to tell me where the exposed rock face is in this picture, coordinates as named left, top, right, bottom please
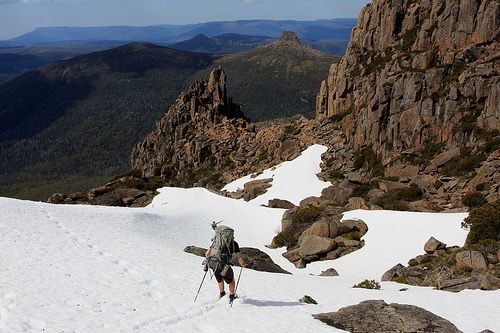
left=314, top=0, right=500, bottom=211
left=456, top=250, right=489, bottom=271
left=382, top=237, right=500, bottom=291
left=131, top=67, right=248, bottom=180
left=317, top=0, right=500, bottom=151
left=130, top=67, right=349, bottom=191
left=424, top=236, right=447, bottom=254
left=313, top=300, right=463, bottom=333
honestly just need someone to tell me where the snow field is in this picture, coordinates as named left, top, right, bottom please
left=0, top=144, right=499, bottom=332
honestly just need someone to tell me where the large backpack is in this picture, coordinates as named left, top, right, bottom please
left=205, top=225, right=235, bottom=276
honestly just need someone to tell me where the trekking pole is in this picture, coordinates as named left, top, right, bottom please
left=194, top=270, right=208, bottom=302
left=231, top=266, right=243, bottom=307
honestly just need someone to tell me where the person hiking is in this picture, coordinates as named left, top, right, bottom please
left=205, top=224, right=246, bottom=302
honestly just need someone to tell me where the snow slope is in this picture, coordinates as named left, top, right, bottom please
left=1, top=145, right=498, bottom=333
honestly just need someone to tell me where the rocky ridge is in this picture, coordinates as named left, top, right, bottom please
left=381, top=236, right=500, bottom=292
left=129, top=64, right=347, bottom=191
left=315, top=0, right=500, bottom=210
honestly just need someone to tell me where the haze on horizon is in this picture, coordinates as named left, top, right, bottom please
left=0, top=0, right=368, bottom=40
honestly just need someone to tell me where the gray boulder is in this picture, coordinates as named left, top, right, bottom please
left=299, top=235, right=336, bottom=257
left=267, top=198, right=296, bottom=209
left=319, top=268, right=339, bottom=276
left=424, top=236, right=447, bottom=254
left=299, top=295, right=317, bottom=304
left=381, top=263, right=406, bottom=281
left=456, top=251, right=489, bottom=271
left=342, top=218, right=368, bottom=234
left=329, top=219, right=351, bottom=238
left=313, top=300, right=463, bottom=333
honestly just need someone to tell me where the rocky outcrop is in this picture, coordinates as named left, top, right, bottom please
left=382, top=236, right=500, bottom=291
left=272, top=202, right=368, bottom=268
left=317, top=0, right=500, bottom=148
left=131, top=67, right=249, bottom=180
left=315, top=0, right=500, bottom=209
left=313, top=300, right=463, bottom=333
left=129, top=67, right=350, bottom=191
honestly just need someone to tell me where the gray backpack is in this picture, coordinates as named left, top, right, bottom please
left=205, top=225, right=235, bottom=276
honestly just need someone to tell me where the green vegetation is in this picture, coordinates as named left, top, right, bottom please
left=392, top=276, right=410, bottom=284
left=350, top=184, right=372, bottom=199
left=441, top=147, right=486, bottom=177
left=374, top=184, right=424, bottom=211
left=291, top=205, right=325, bottom=224
left=329, top=170, right=345, bottom=180
left=395, top=20, right=424, bottom=51
left=352, top=279, right=381, bottom=289
left=353, top=144, right=384, bottom=178
left=329, top=106, right=354, bottom=122
left=272, top=230, right=298, bottom=249
left=0, top=40, right=338, bottom=200
left=442, top=61, right=467, bottom=83
left=455, top=266, right=473, bottom=276
left=462, top=191, right=487, bottom=208
left=462, top=199, right=500, bottom=244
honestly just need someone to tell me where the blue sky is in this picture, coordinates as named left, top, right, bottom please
left=0, top=0, right=368, bottom=40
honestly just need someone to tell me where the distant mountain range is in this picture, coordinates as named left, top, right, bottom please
left=0, top=33, right=340, bottom=201
left=0, top=19, right=357, bottom=46
left=0, top=19, right=354, bottom=84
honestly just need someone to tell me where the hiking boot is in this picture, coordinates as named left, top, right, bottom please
left=219, top=291, right=226, bottom=299
left=229, top=294, right=237, bottom=302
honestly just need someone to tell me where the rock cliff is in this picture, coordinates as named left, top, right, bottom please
left=130, top=67, right=344, bottom=189
left=315, top=0, right=500, bottom=208
left=316, top=0, right=500, bottom=150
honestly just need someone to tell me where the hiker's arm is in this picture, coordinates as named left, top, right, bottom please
left=205, top=248, right=210, bottom=257
left=236, top=252, right=246, bottom=267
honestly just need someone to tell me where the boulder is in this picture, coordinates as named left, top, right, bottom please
left=313, top=300, right=462, bottom=333
left=115, top=188, right=145, bottom=199
left=342, top=219, right=368, bottom=234
left=47, top=193, right=66, bottom=203
left=409, top=199, right=434, bottom=212
left=299, top=295, right=317, bottom=304
left=326, top=247, right=349, bottom=260
left=381, top=263, right=406, bottom=281
left=456, top=251, right=489, bottom=271
left=329, top=219, right=351, bottom=238
left=300, top=219, right=330, bottom=240
left=438, top=276, right=482, bottom=292
left=232, top=247, right=291, bottom=274
left=320, top=185, right=352, bottom=205
left=333, top=236, right=361, bottom=248
left=87, top=185, right=108, bottom=200
left=299, top=235, right=337, bottom=257
left=183, top=245, right=207, bottom=257
left=282, top=248, right=301, bottom=262
left=267, top=199, right=295, bottom=209
left=67, top=192, right=84, bottom=201
left=319, top=268, right=339, bottom=276
left=424, top=237, right=447, bottom=254
left=378, top=179, right=405, bottom=192
left=346, top=197, right=369, bottom=210
left=94, top=193, right=123, bottom=206
left=243, top=187, right=264, bottom=201
left=431, top=148, right=461, bottom=168
left=299, top=196, right=323, bottom=207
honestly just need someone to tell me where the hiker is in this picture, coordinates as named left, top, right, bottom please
left=205, top=225, right=246, bottom=302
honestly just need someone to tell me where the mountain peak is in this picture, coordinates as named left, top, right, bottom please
left=278, top=31, right=299, bottom=42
